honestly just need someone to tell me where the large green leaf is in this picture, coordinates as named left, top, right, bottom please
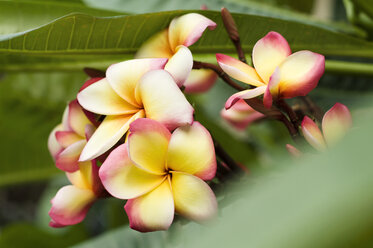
left=1, top=10, right=373, bottom=73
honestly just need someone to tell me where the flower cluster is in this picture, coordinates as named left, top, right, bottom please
left=47, top=10, right=353, bottom=232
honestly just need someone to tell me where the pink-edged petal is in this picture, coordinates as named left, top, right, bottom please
left=167, top=122, right=216, bottom=180
left=68, top=100, right=92, bottom=137
left=277, top=51, right=325, bottom=98
left=301, top=116, right=327, bottom=151
left=138, top=70, right=194, bottom=130
left=61, top=105, right=69, bottom=131
left=106, top=58, right=168, bottom=107
left=100, top=144, right=165, bottom=199
left=128, top=118, right=171, bottom=175
left=252, top=31, right=291, bottom=83
left=221, top=100, right=265, bottom=130
left=49, top=185, right=95, bottom=226
left=79, top=77, right=103, bottom=92
left=55, top=131, right=83, bottom=149
left=48, top=124, right=64, bottom=160
left=67, top=160, right=102, bottom=196
left=49, top=220, right=66, bottom=228
left=322, top=103, right=352, bottom=147
left=183, top=69, right=217, bottom=93
left=286, top=144, right=302, bottom=158
left=124, top=179, right=174, bottom=232
left=168, top=13, right=216, bottom=51
left=263, top=67, right=281, bottom=108
left=136, top=29, right=173, bottom=59
left=79, top=110, right=145, bottom=162
left=84, top=124, right=96, bottom=141
left=171, top=172, right=217, bottom=221
left=77, top=78, right=139, bottom=115
left=164, top=45, right=193, bottom=87
left=56, top=140, right=86, bottom=172
left=225, top=86, right=267, bottom=110
left=216, top=53, right=264, bottom=87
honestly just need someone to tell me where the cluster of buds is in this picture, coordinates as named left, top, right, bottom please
left=47, top=10, right=353, bottom=232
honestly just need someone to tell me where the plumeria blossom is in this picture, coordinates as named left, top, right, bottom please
left=77, top=59, right=194, bottom=161
left=99, top=118, right=217, bottom=232
left=136, top=13, right=217, bottom=93
left=217, top=31, right=325, bottom=109
left=221, top=99, right=265, bottom=130
left=49, top=161, right=103, bottom=227
left=48, top=100, right=95, bottom=172
left=301, top=103, right=352, bottom=151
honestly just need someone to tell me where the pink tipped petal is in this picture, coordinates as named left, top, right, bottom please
left=100, top=144, right=165, bottom=199
left=84, top=124, right=96, bottom=141
left=55, top=131, right=83, bottom=149
left=68, top=100, right=92, bottom=137
left=301, top=116, right=327, bottom=151
left=77, top=78, right=139, bottom=115
left=136, top=30, right=173, bottom=59
left=66, top=161, right=93, bottom=191
left=322, top=103, right=352, bottom=146
left=183, top=69, right=217, bottom=93
left=138, top=70, right=194, bottom=130
left=79, top=111, right=145, bottom=161
left=56, top=140, right=86, bottom=172
left=164, top=45, right=193, bottom=87
left=171, top=172, right=217, bottom=222
left=225, top=86, right=267, bottom=110
left=49, top=185, right=95, bottom=226
left=277, top=51, right=325, bottom=98
left=124, top=179, right=174, bottom=232
left=263, top=67, right=281, bottom=108
left=106, top=58, right=168, bottom=107
left=62, top=106, right=69, bottom=131
left=48, top=124, right=64, bottom=160
left=167, top=122, right=216, bottom=180
left=168, top=13, right=216, bottom=51
left=286, top=144, right=302, bottom=158
left=221, top=101, right=265, bottom=130
left=49, top=220, right=66, bottom=228
left=216, top=54, right=264, bottom=87
left=252, top=31, right=291, bottom=83
left=128, top=118, right=171, bottom=175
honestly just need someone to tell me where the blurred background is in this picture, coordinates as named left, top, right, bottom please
left=1, top=0, right=373, bottom=247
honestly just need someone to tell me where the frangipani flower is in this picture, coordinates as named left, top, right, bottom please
left=221, top=99, right=265, bottom=130
left=48, top=100, right=95, bottom=172
left=217, top=31, right=325, bottom=109
left=99, top=118, right=217, bottom=232
left=301, top=103, right=352, bottom=151
left=77, top=59, right=194, bottom=161
left=136, top=13, right=217, bottom=93
left=49, top=161, right=103, bottom=227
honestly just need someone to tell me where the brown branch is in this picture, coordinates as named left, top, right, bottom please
left=83, top=67, right=105, bottom=78
left=221, top=8, right=246, bottom=63
left=300, top=96, right=324, bottom=122
left=213, top=138, right=244, bottom=175
left=277, top=99, right=300, bottom=127
left=193, top=60, right=245, bottom=91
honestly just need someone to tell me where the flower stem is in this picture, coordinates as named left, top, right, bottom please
left=213, top=138, right=245, bottom=175
left=300, top=96, right=324, bottom=122
left=193, top=60, right=245, bottom=91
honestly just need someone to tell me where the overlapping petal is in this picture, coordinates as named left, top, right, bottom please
left=49, top=185, right=96, bottom=226
left=100, top=144, right=166, bottom=199
left=56, top=140, right=86, bottom=172
left=276, top=51, right=325, bottom=99
left=216, top=53, right=264, bottom=87
left=225, top=86, right=267, bottom=109
left=322, top=103, right=352, bottom=146
left=301, top=116, right=326, bottom=151
left=55, top=131, right=82, bottom=148
left=168, top=13, right=216, bottom=51
left=138, top=70, right=194, bottom=130
left=48, top=124, right=64, bottom=160
left=136, top=30, right=173, bottom=59
left=171, top=172, right=217, bottom=221
left=124, top=179, right=174, bottom=232
left=167, top=122, right=216, bottom=180
left=106, top=58, right=168, bottom=107
left=77, top=78, right=139, bottom=115
left=183, top=69, right=217, bottom=93
left=68, top=100, right=92, bottom=137
left=252, top=31, right=291, bottom=83
left=164, top=45, right=193, bottom=87
left=79, top=111, right=145, bottom=162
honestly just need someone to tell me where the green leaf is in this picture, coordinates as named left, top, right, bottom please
left=0, top=71, right=86, bottom=187
left=1, top=10, right=373, bottom=73
left=0, top=0, right=126, bottom=35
